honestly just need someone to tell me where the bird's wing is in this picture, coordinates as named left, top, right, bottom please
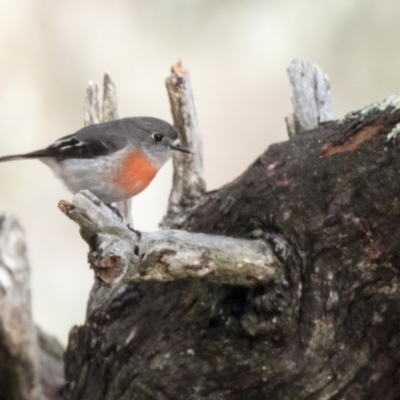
left=0, top=121, right=129, bottom=162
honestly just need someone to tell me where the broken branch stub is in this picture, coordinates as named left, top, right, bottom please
left=83, top=81, right=102, bottom=126
left=162, top=61, right=206, bottom=228
left=59, top=191, right=278, bottom=288
left=102, top=73, right=133, bottom=225
left=285, top=59, right=335, bottom=137
left=83, top=74, right=133, bottom=225
left=132, top=230, right=276, bottom=286
left=102, top=73, right=119, bottom=122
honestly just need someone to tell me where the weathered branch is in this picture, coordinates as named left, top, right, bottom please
left=285, top=59, right=335, bottom=137
left=0, top=215, right=42, bottom=400
left=59, top=191, right=278, bottom=288
left=83, top=74, right=133, bottom=225
left=162, top=60, right=206, bottom=227
left=102, top=73, right=119, bottom=123
left=83, top=81, right=102, bottom=126
left=103, top=73, right=133, bottom=226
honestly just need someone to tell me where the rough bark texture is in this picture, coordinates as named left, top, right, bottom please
left=63, top=82, right=400, bottom=399
left=37, top=328, right=65, bottom=400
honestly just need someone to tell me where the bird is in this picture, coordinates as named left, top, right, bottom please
left=0, top=117, right=190, bottom=204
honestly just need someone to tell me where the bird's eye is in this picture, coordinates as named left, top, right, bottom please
left=152, top=133, right=164, bottom=142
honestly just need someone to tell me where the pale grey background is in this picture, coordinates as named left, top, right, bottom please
left=0, top=0, right=398, bottom=343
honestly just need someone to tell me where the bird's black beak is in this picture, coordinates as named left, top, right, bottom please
left=170, top=143, right=191, bottom=153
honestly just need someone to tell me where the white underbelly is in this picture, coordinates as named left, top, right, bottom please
left=41, top=155, right=125, bottom=203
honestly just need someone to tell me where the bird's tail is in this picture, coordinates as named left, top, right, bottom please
left=0, top=150, right=53, bottom=162
left=0, top=154, right=29, bottom=162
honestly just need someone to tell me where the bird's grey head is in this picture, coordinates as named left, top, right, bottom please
left=124, top=117, right=190, bottom=167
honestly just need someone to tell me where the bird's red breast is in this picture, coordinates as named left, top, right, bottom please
left=114, top=150, right=158, bottom=197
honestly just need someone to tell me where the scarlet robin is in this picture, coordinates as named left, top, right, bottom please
left=0, top=117, right=190, bottom=204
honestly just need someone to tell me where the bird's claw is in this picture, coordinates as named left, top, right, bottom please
left=106, top=203, right=123, bottom=221
left=127, top=224, right=141, bottom=239
left=105, top=203, right=141, bottom=238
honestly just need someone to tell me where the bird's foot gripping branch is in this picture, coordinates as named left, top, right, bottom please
left=59, top=190, right=279, bottom=288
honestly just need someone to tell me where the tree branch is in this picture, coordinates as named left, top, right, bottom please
left=59, top=191, right=278, bottom=288
left=285, top=59, right=335, bottom=137
left=83, top=81, right=102, bottom=127
left=102, top=73, right=119, bottom=123
left=102, top=73, right=133, bottom=226
left=83, top=74, right=133, bottom=225
left=0, top=215, right=42, bottom=400
left=162, top=60, right=206, bottom=227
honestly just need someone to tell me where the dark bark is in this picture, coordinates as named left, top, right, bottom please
left=63, top=94, right=400, bottom=399
left=38, top=328, right=65, bottom=400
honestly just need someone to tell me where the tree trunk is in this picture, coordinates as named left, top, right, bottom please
left=61, top=63, right=400, bottom=399
left=2, top=61, right=400, bottom=399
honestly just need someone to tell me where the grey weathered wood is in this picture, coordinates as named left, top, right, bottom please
left=161, top=61, right=206, bottom=227
left=83, top=81, right=102, bottom=127
left=102, top=73, right=119, bottom=123
left=102, top=73, right=133, bottom=226
left=0, top=215, right=42, bottom=400
left=286, top=59, right=335, bottom=137
left=59, top=191, right=278, bottom=288
left=83, top=74, right=133, bottom=225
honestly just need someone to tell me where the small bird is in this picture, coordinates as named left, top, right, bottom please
left=0, top=117, right=190, bottom=204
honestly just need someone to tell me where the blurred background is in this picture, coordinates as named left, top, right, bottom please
left=0, top=0, right=399, bottom=344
